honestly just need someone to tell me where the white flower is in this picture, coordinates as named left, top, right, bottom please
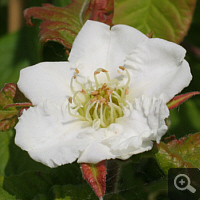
left=15, top=20, right=192, bottom=168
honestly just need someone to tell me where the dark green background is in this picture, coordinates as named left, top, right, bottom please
left=0, top=0, right=200, bottom=199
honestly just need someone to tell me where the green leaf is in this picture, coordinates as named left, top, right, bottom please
left=3, top=170, right=98, bottom=200
left=155, top=132, right=200, bottom=175
left=114, top=0, right=197, bottom=43
left=24, top=0, right=114, bottom=49
left=4, top=132, right=49, bottom=176
left=3, top=171, right=54, bottom=200
left=52, top=0, right=71, bottom=7
left=0, top=26, right=41, bottom=88
left=117, top=161, right=149, bottom=199
left=33, top=184, right=125, bottom=200
left=46, top=184, right=97, bottom=200
left=0, top=130, right=13, bottom=177
left=145, top=178, right=168, bottom=200
left=0, top=177, right=16, bottom=200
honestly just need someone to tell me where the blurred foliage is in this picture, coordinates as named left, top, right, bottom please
left=168, top=0, right=200, bottom=138
left=0, top=0, right=7, bottom=36
left=114, top=0, right=196, bottom=43
left=0, top=0, right=200, bottom=199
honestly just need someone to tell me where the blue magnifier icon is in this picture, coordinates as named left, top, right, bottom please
left=174, top=174, right=196, bottom=193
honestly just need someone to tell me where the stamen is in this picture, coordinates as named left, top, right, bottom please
left=125, top=88, right=129, bottom=95
left=70, top=76, right=76, bottom=94
left=112, top=91, right=123, bottom=104
left=81, top=89, right=86, bottom=95
left=107, top=89, right=113, bottom=96
left=102, top=69, right=111, bottom=82
left=68, top=103, right=86, bottom=120
left=94, top=71, right=100, bottom=75
left=75, top=68, right=79, bottom=74
left=68, top=97, right=72, bottom=104
left=85, top=101, right=96, bottom=122
left=74, top=75, right=88, bottom=94
left=68, top=68, right=131, bottom=128
left=73, top=91, right=84, bottom=106
left=112, top=103, right=123, bottom=117
left=119, top=66, right=131, bottom=88
left=94, top=71, right=100, bottom=88
left=119, top=66, right=125, bottom=71
left=103, top=105, right=109, bottom=126
left=109, top=95, right=114, bottom=124
left=90, top=97, right=97, bottom=103
left=100, top=103, right=107, bottom=127
left=117, top=70, right=123, bottom=74
left=88, top=80, right=94, bottom=91
left=93, top=102, right=99, bottom=120
left=102, top=69, right=108, bottom=72
left=124, top=69, right=131, bottom=88
left=91, top=91, right=99, bottom=96
left=109, top=79, right=119, bottom=85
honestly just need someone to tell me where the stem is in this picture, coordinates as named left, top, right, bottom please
left=3, top=102, right=32, bottom=109
left=106, top=160, right=121, bottom=194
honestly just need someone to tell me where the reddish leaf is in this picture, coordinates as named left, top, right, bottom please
left=81, top=160, right=107, bottom=198
left=156, top=133, right=200, bottom=174
left=0, top=117, right=18, bottom=132
left=1, top=83, right=16, bottom=99
left=83, top=0, right=114, bottom=25
left=24, top=0, right=114, bottom=49
left=167, top=91, right=200, bottom=110
left=0, top=83, right=32, bottom=131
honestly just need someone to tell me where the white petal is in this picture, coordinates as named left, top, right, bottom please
left=69, top=20, right=147, bottom=79
left=77, top=139, right=115, bottom=164
left=107, top=24, right=147, bottom=77
left=76, top=127, right=115, bottom=163
left=68, top=20, right=110, bottom=78
left=17, top=62, right=74, bottom=105
left=103, top=96, right=169, bottom=159
left=125, top=38, right=192, bottom=103
left=15, top=101, right=91, bottom=168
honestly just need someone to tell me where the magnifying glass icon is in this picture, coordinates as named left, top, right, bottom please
left=174, top=174, right=196, bottom=193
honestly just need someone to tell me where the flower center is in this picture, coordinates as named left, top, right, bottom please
left=68, top=67, right=130, bottom=128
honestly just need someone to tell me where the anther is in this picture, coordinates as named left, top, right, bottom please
left=94, top=71, right=100, bottom=75
left=119, top=66, right=125, bottom=71
left=90, top=97, right=97, bottom=103
left=117, top=70, right=123, bottom=74
left=68, top=97, right=72, bottom=104
left=102, top=69, right=108, bottom=72
left=107, top=89, right=113, bottom=96
left=91, top=91, right=99, bottom=96
left=102, top=83, right=108, bottom=90
left=125, top=88, right=129, bottom=95
left=75, top=68, right=79, bottom=74
left=81, top=89, right=86, bottom=95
